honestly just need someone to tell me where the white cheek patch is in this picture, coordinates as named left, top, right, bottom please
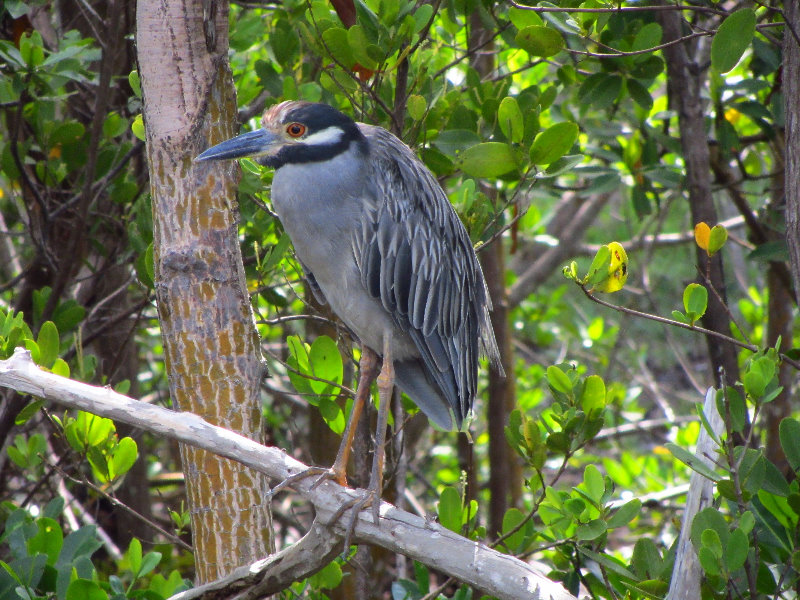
left=302, top=126, right=345, bottom=146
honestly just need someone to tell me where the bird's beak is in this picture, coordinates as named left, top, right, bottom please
left=195, top=129, right=279, bottom=162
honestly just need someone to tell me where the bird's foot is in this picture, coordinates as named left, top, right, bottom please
left=331, top=487, right=381, bottom=554
left=271, top=466, right=343, bottom=496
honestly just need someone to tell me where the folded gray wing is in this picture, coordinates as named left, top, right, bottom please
left=353, top=125, right=500, bottom=424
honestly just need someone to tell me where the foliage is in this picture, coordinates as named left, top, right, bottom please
left=0, top=498, right=190, bottom=600
left=0, top=0, right=798, bottom=598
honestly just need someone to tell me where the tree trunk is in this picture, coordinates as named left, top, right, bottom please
left=659, top=8, right=740, bottom=388
left=785, top=3, right=800, bottom=293
left=136, top=0, right=274, bottom=583
left=468, top=11, right=520, bottom=537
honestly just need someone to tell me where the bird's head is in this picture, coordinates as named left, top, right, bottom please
left=195, top=101, right=367, bottom=168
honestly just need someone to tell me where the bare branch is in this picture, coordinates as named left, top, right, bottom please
left=173, top=521, right=342, bottom=600
left=0, top=348, right=577, bottom=600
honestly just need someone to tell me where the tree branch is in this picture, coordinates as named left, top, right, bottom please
left=0, top=348, right=576, bottom=600
left=173, top=520, right=342, bottom=599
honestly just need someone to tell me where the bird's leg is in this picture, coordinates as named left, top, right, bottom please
left=329, top=346, right=379, bottom=485
left=276, top=347, right=378, bottom=496
left=367, top=333, right=394, bottom=524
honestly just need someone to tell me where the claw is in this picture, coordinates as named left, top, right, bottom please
left=271, top=466, right=332, bottom=496
left=331, top=487, right=379, bottom=554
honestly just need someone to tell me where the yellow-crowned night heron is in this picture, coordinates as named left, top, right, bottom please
left=197, top=101, right=501, bottom=515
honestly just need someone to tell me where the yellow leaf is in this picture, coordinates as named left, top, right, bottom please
left=694, top=222, right=710, bottom=251
left=594, top=242, right=628, bottom=293
left=724, top=108, right=742, bottom=124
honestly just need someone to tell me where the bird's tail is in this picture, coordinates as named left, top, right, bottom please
left=394, top=359, right=459, bottom=431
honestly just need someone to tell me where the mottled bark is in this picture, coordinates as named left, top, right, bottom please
left=136, top=0, right=274, bottom=582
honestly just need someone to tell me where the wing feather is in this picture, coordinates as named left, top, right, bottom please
left=353, top=124, right=501, bottom=425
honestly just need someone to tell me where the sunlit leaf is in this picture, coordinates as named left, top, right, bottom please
left=457, top=142, right=517, bottom=178
left=711, top=8, right=755, bottom=73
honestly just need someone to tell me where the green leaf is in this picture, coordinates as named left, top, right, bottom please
left=309, top=335, right=343, bottom=396
left=578, top=73, right=623, bottom=109
left=726, top=528, right=748, bottom=571
left=127, top=538, right=143, bottom=573
left=508, top=6, right=544, bottom=30
left=457, top=142, right=517, bottom=178
left=261, top=233, right=291, bottom=273
left=711, top=8, right=756, bottom=73
left=137, top=551, right=162, bottom=578
left=581, top=375, right=605, bottom=415
left=128, top=70, right=142, bottom=98
left=683, top=283, right=708, bottom=322
left=50, top=121, right=86, bottom=146
left=515, top=25, right=564, bottom=58
left=671, top=310, right=689, bottom=324
left=309, top=559, right=343, bottom=589
left=51, top=357, right=70, bottom=378
left=530, top=122, right=579, bottom=165
left=607, top=499, right=641, bottom=529
left=319, top=397, right=345, bottom=435
left=582, top=464, right=605, bottom=504
left=627, top=79, right=653, bottom=112
left=347, top=25, right=379, bottom=70
left=322, top=27, right=354, bottom=68
left=24, top=339, right=41, bottom=365
left=780, top=418, right=800, bottom=472
left=576, top=518, right=607, bottom=540
left=718, top=386, right=746, bottom=434
left=632, top=23, right=662, bottom=53
left=28, top=517, right=63, bottom=566
left=631, top=537, right=662, bottom=580
left=700, top=528, right=723, bottom=558
left=708, top=225, right=728, bottom=255
left=546, top=365, right=572, bottom=394
left=498, top=97, right=524, bottom=144
left=286, top=336, right=314, bottom=399
left=67, top=579, right=109, bottom=600
left=412, top=4, right=433, bottom=32
left=14, top=399, right=44, bottom=426
left=690, top=507, right=729, bottom=548
left=576, top=547, right=636, bottom=579
left=544, top=154, right=583, bottom=177
left=501, top=507, right=529, bottom=551
left=37, top=321, right=59, bottom=368
left=407, top=95, right=427, bottom=121
left=621, top=579, right=669, bottom=600
left=698, top=547, right=720, bottom=576
left=110, top=437, right=138, bottom=480
left=666, top=442, right=720, bottom=481
left=438, top=486, right=463, bottom=533
left=131, top=114, right=145, bottom=141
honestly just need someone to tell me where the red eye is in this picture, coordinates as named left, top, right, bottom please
left=286, top=123, right=306, bottom=137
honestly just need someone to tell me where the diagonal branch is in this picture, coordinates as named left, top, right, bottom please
left=172, top=520, right=342, bottom=600
left=0, top=348, right=576, bottom=600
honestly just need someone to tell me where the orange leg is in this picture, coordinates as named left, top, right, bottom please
left=330, top=346, right=379, bottom=485
left=367, top=333, right=394, bottom=523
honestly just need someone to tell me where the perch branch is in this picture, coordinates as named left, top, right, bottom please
left=0, top=348, right=576, bottom=600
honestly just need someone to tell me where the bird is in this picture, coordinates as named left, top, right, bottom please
left=196, top=100, right=501, bottom=519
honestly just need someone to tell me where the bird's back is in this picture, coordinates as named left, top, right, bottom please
left=352, top=124, right=501, bottom=429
